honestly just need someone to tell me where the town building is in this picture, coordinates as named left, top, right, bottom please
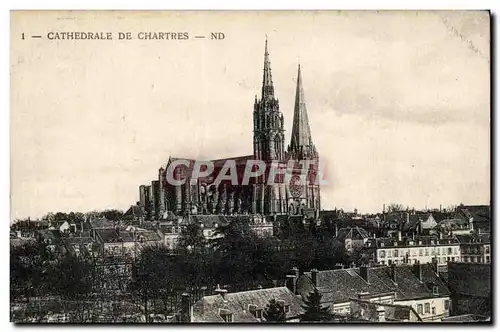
left=349, top=299, right=423, bottom=322
left=295, top=263, right=451, bottom=321
left=183, top=286, right=304, bottom=322
left=49, top=220, right=71, bottom=233
left=456, top=232, right=491, bottom=264
left=361, top=233, right=461, bottom=266
left=334, top=227, right=371, bottom=253
left=62, top=237, right=94, bottom=258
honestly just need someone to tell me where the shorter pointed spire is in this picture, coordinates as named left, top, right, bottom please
left=289, top=64, right=315, bottom=157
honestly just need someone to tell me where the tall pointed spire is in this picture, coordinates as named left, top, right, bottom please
left=262, top=37, right=274, bottom=99
left=289, top=64, right=315, bottom=158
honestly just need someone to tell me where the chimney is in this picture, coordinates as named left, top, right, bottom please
left=215, top=284, right=228, bottom=300
left=432, top=260, right=439, bottom=277
left=390, top=264, right=397, bottom=283
left=397, top=230, right=402, bottom=241
left=286, top=267, right=300, bottom=294
left=360, top=265, right=369, bottom=283
left=286, top=274, right=297, bottom=294
left=376, top=306, right=386, bottom=322
left=310, top=268, right=319, bottom=287
left=357, top=291, right=370, bottom=299
left=383, top=204, right=386, bottom=214
left=414, top=261, right=423, bottom=282
left=180, top=293, right=192, bottom=323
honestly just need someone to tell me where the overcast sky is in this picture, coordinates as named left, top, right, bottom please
left=11, top=11, right=490, bottom=220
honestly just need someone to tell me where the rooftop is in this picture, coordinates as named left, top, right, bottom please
left=302, top=264, right=450, bottom=303
left=192, top=286, right=304, bottom=322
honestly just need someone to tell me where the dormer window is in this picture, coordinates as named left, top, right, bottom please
left=219, top=309, right=233, bottom=322
left=221, top=313, right=233, bottom=322
left=432, top=286, right=439, bottom=295
left=284, top=305, right=290, bottom=313
left=249, top=304, right=263, bottom=319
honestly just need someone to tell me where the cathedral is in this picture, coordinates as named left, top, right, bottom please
left=137, top=39, right=320, bottom=220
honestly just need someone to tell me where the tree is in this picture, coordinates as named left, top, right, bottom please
left=210, top=218, right=261, bottom=289
left=10, top=241, right=51, bottom=303
left=263, top=299, right=287, bottom=322
left=387, top=203, right=405, bottom=212
left=300, top=289, right=332, bottom=322
left=102, top=209, right=124, bottom=221
left=177, top=222, right=206, bottom=254
left=48, top=255, right=95, bottom=322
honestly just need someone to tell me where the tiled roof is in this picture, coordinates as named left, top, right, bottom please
left=89, top=218, right=116, bottom=229
left=136, top=230, right=161, bottom=242
left=446, top=262, right=491, bottom=298
left=336, top=227, right=370, bottom=241
left=431, top=212, right=454, bottom=223
left=190, top=215, right=230, bottom=229
left=124, top=205, right=145, bottom=218
left=51, top=220, right=69, bottom=228
left=167, top=155, right=254, bottom=179
left=364, top=234, right=459, bottom=249
left=95, top=229, right=135, bottom=243
left=63, top=237, right=93, bottom=245
left=457, top=205, right=490, bottom=223
left=192, top=286, right=304, bottom=322
left=303, top=264, right=450, bottom=303
left=455, top=233, right=490, bottom=244
left=442, top=314, right=490, bottom=322
left=303, top=268, right=393, bottom=304
left=439, top=218, right=470, bottom=227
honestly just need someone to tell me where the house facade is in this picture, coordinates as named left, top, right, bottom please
left=362, top=233, right=461, bottom=266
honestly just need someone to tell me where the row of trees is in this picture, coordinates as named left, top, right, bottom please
left=12, top=209, right=129, bottom=230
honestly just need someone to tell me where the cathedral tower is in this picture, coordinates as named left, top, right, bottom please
left=253, top=39, right=286, bottom=162
left=286, top=64, right=321, bottom=216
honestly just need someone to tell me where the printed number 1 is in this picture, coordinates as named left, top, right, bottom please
left=22, top=33, right=25, bottom=40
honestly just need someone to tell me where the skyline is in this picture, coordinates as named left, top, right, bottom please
left=10, top=11, right=490, bottom=220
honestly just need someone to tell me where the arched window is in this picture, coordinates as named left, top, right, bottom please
left=275, top=136, right=281, bottom=158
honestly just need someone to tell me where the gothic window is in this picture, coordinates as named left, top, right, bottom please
left=275, top=137, right=281, bottom=158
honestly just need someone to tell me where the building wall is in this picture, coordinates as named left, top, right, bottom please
left=460, top=243, right=490, bottom=264
left=396, top=296, right=450, bottom=322
left=333, top=294, right=394, bottom=316
left=375, top=244, right=461, bottom=266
